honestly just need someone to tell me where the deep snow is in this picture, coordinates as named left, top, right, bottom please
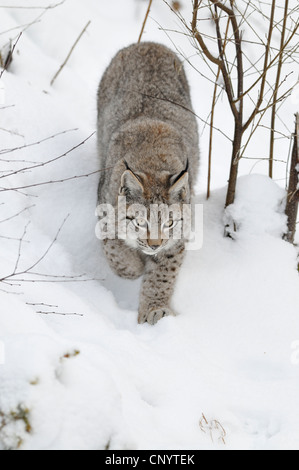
left=0, top=0, right=299, bottom=450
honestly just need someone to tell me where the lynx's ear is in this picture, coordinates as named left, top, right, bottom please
left=169, top=171, right=189, bottom=202
left=119, top=170, right=144, bottom=198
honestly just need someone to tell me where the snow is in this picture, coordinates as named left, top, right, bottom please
left=0, top=0, right=299, bottom=450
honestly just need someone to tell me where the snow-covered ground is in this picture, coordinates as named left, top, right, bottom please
left=0, top=0, right=299, bottom=450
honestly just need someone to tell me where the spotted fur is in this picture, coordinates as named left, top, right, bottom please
left=97, top=42, right=199, bottom=324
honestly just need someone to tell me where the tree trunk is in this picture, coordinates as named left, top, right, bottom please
left=284, top=114, right=299, bottom=244
left=225, top=123, right=243, bottom=208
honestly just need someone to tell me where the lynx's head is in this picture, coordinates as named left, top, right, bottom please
left=118, top=160, right=191, bottom=256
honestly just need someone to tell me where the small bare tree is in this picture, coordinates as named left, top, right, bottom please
left=164, top=0, right=299, bottom=236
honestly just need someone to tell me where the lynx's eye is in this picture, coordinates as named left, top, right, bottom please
left=163, top=219, right=176, bottom=230
left=133, top=217, right=148, bottom=229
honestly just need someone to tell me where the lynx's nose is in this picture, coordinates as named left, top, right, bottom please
left=150, top=244, right=160, bottom=251
left=148, top=238, right=162, bottom=250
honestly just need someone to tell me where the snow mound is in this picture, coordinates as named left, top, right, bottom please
left=226, top=175, right=287, bottom=238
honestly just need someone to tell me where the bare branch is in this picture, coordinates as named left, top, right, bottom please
left=240, top=21, right=299, bottom=115
left=138, top=0, right=153, bottom=43
left=0, top=131, right=93, bottom=180
left=212, top=4, right=239, bottom=119
left=190, top=0, right=222, bottom=66
left=50, top=20, right=91, bottom=87
left=26, top=303, right=58, bottom=308
left=0, top=33, right=22, bottom=79
left=269, top=0, right=290, bottom=178
left=12, top=222, right=30, bottom=276
left=207, top=13, right=231, bottom=199
left=241, top=0, right=276, bottom=131
left=36, top=311, right=83, bottom=317
left=0, top=216, right=69, bottom=284
left=0, top=128, right=78, bottom=156
left=0, top=165, right=114, bottom=194
left=0, top=205, right=35, bottom=224
left=0, top=1, right=66, bottom=10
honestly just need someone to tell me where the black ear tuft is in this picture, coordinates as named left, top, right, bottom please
left=169, top=160, right=189, bottom=187
left=169, top=160, right=190, bottom=201
left=119, top=170, right=144, bottom=198
left=169, top=171, right=189, bottom=201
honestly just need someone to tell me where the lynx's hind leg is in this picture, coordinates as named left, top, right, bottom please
left=102, top=239, right=145, bottom=280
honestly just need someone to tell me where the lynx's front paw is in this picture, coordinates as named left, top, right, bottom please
left=138, top=307, right=175, bottom=325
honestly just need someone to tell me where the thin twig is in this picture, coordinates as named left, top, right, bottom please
left=0, top=128, right=78, bottom=156
left=0, top=165, right=114, bottom=194
left=0, top=1, right=66, bottom=10
left=0, top=131, right=93, bottom=180
left=0, top=126, right=25, bottom=138
left=0, top=215, right=70, bottom=284
left=207, top=12, right=231, bottom=199
left=50, top=20, right=91, bottom=86
left=0, top=205, right=35, bottom=224
left=10, top=277, right=103, bottom=284
left=269, top=0, right=290, bottom=178
left=13, top=222, right=30, bottom=276
left=239, top=22, right=298, bottom=112
left=36, top=311, right=83, bottom=317
left=138, top=0, right=153, bottom=43
left=0, top=33, right=22, bottom=79
left=125, top=87, right=232, bottom=141
left=241, top=0, right=276, bottom=131
left=26, top=302, right=58, bottom=308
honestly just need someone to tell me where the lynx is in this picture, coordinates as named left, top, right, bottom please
left=97, top=42, right=199, bottom=325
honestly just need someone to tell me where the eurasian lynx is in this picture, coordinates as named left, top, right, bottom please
left=97, top=42, right=199, bottom=325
